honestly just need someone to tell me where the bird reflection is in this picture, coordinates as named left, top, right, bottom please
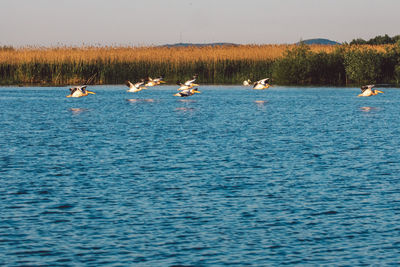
left=69, top=108, right=88, bottom=114
left=177, top=99, right=197, bottom=103
left=254, top=100, right=268, bottom=109
left=126, top=99, right=155, bottom=103
left=175, top=107, right=195, bottom=112
left=360, top=106, right=378, bottom=112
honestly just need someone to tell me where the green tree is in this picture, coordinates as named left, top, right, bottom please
left=272, top=45, right=313, bottom=85
left=394, top=64, right=400, bottom=85
left=343, top=49, right=383, bottom=84
left=350, top=38, right=367, bottom=45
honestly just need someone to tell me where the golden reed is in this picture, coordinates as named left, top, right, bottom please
left=1, top=44, right=393, bottom=64
left=0, top=44, right=395, bottom=85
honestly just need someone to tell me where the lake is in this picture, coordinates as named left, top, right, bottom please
left=1, top=85, right=400, bottom=266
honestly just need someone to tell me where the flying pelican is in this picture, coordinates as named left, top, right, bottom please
left=174, top=88, right=201, bottom=97
left=177, top=74, right=199, bottom=90
left=243, top=79, right=252, bottom=86
left=125, top=80, right=147, bottom=93
left=67, top=85, right=96, bottom=98
left=66, top=74, right=97, bottom=98
left=152, top=76, right=166, bottom=86
left=144, top=76, right=166, bottom=87
left=358, top=85, right=384, bottom=97
left=252, top=78, right=270, bottom=90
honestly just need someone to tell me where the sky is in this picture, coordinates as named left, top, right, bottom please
left=1, top=0, right=400, bottom=47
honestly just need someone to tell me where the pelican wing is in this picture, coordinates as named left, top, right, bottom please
left=153, top=76, right=164, bottom=82
left=252, top=82, right=260, bottom=89
left=70, top=85, right=86, bottom=92
left=179, top=89, right=191, bottom=96
left=258, top=78, right=270, bottom=85
left=184, top=74, right=198, bottom=86
left=134, top=81, right=145, bottom=88
left=360, top=85, right=374, bottom=92
left=125, top=80, right=134, bottom=89
left=79, top=85, right=87, bottom=93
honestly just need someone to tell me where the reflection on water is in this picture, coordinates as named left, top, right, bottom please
left=175, top=107, right=195, bottom=112
left=178, top=99, right=197, bottom=103
left=360, top=106, right=379, bottom=112
left=254, top=100, right=268, bottom=105
left=254, top=100, right=268, bottom=110
left=69, top=108, right=88, bottom=114
left=126, top=98, right=155, bottom=103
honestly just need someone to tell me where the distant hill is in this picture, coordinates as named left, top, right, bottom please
left=297, top=38, right=341, bottom=45
left=163, top=40, right=341, bottom=47
left=161, top=42, right=239, bottom=48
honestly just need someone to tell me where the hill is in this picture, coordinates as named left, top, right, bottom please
left=161, top=42, right=238, bottom=48
left=297, top=38, right=341, bottom=45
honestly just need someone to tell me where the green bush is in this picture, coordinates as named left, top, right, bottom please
left=272, top=45, right=346, bottom=85
left=343, top=49, right=383, bottom=84
left=272, top=45, right=313, bottom=85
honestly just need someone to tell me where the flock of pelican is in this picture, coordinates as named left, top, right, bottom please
left=243, top=78, right=271, bottom=90
left=125, top=76, right=166, bottom=93
left=66, top=74, right=383, bottom=98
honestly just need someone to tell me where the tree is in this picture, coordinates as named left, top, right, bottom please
left=350, top=38, right=367, bottom=45
left=272, top=45, right=313, bottom=84
left=344, top=49, right=383, bottom=84
left=395, top=64, right=400, bottom=85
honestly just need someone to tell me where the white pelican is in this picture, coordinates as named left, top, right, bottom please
left=177, top=74, right=199, bottom=90
left=252, top=78, right=270, bottom=90
left=66, top=85, right=96, bottom=98
left=125, top=80, right=147, bottom=93
left=144, top=76, right=166, bottom=87
left=66, top=74, right=96, bottom=98
left=153, top=76, right=166, bottom=84
left=358, top=85, right=384, bottom=97
left=243, top=79, right=252, bottom=86
left=174, top=88, right=201, bottom=97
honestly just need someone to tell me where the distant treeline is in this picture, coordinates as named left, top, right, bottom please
left=349, top=34, right=400, bottom=45
left=0, top=43, right=400, bottom=86
left=273, top=44, right=400, bottom=85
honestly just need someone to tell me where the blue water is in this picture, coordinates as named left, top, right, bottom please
left=1, top=85, right=400, bottom=266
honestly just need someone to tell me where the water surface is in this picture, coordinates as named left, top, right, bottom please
left=1, top=85, right=400, bottom=266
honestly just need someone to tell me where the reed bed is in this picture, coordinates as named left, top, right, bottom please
left=0, top=45, right=328, bottom=63
left=0, top=44, right=397, bottom=85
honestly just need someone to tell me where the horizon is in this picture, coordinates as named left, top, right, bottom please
left=2, top=37, right=396, bottom=49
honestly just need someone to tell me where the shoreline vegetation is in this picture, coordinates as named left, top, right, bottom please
left=1, top=43, right=400, bottom=86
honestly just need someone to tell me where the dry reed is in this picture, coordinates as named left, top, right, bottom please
left=0, top=44, right=396, bottom=85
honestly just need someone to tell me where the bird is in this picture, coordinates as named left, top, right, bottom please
left=243, top=79, right=252, bottom=86
left=66, top=74, right=97, bottom=98
left=358, top=85, right=384, bottom=97
left=66, top=85, right=96, bottom=98
left=144, top=76, right=166, bottom=87
left=174, top=88, right=201, bottom=97
left=125, top=80, right=147, bottom=93
left=252, top=78, right=270, bottom=90
left=152, top=76, right=166, bottom=86
left=177, top=74, right=199, bottom=91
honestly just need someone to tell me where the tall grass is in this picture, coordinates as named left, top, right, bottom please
left=0, top=44, right=398, bottom=85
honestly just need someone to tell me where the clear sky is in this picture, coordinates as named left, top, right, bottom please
left=1, top=0, right=399, bottom=47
